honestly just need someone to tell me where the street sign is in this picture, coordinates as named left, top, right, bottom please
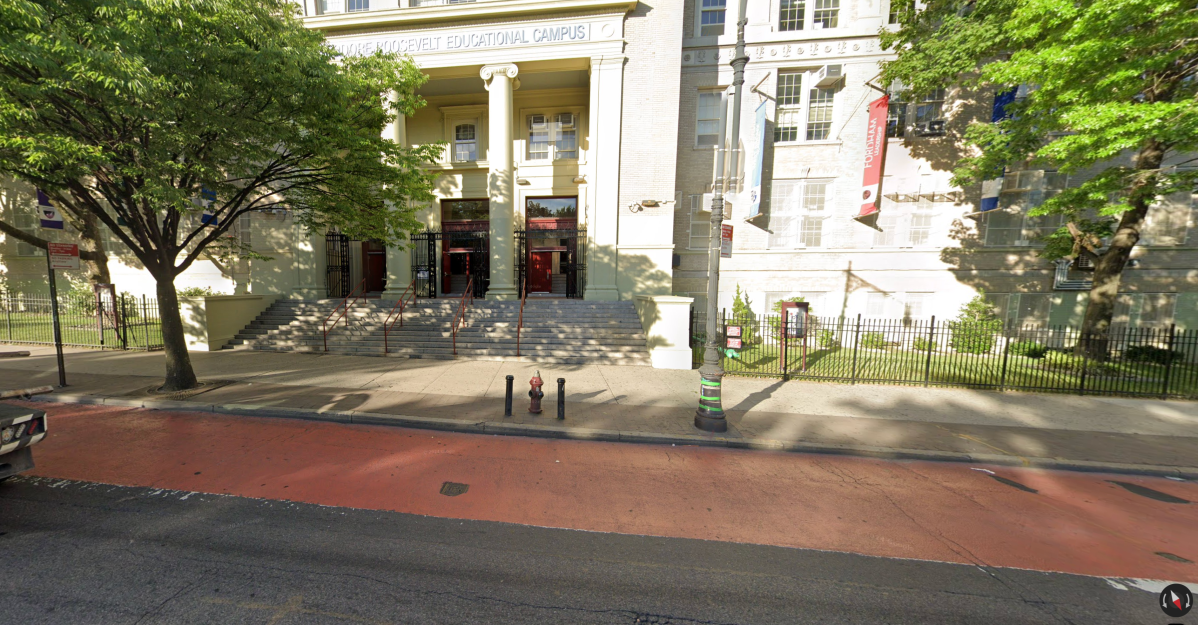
left=720, top=224, right=733, bottom=258
left=48, top=243, right=80, bottom=270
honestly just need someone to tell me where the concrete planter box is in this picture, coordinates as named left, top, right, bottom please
left=179, top=295, right=274, bottom=351
left=634, top=295, right=695, bottom=370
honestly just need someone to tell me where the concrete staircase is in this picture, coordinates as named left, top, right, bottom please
left=225, top=298, right=652, bottom=366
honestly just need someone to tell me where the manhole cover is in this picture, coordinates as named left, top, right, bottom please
left=440, top=482, right=469, bottom=497
left=1108, top=481, right=1190, bottom=504
left=989, top=475, right=1038, bottom=494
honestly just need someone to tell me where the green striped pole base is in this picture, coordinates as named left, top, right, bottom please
left=694, top=374, right=728, bottom=432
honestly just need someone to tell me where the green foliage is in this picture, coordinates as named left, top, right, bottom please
left=1043, top=350, right=1118, bottom=376
left=177, top=286, right=224, bottom=297
left=1008, top=340, right=1048, bottom=359
left=818, top=329, right=840, bottom=349
left=948, top=293, right=1002, bottom=354
left=913, top=336, right=937, bottom=352
left=730, top=284, right=757, bottom=344
left=1125, top=345, right=1184, bottom=365
left=860, top=332, right=889, bottom=350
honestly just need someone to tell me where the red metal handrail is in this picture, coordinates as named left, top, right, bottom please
left=450, top=275, right=474, bottom=356
left=382, top=278, right=417, bottom=355
left=516, top=272, right=528, bottom=357
left=322, top=278, right=367, bottom=352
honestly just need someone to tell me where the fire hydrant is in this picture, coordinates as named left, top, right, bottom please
left=528, top=370, right=544, bottom=414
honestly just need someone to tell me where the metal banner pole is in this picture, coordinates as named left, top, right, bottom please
left=45, top=253, right=67, bottom=387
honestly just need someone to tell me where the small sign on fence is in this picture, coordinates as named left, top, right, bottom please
left=47, top=243, right=80, bottom=270
left=725, top=325, right=742, bottom=351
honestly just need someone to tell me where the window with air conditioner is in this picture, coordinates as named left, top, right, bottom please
left=912, top=88, right=947, bottom=136
left=769, top=179, right=831, bottom=248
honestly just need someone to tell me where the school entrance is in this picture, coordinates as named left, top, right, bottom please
left=325, top=232, right=387, bottom=298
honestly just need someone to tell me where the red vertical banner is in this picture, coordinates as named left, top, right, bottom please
left=858, top=94, right=889, bottom=219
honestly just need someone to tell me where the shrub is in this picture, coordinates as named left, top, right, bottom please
left=948, top=293, right=1002, bottom=354
left=1043, top=350, right=1119, bottom=376
left=1009, top=340, right=1048, bottom=359
left=1125, top=345, right=1184, bottom=365
left=860, top=331, right=888, bottom=349
left=818, top=328, right=841, bottom=349
left=913, top=337, right=937, bottom=352
left=729, top=284, right=757, bottom=345
left=177, top=286, right=224, bottom=297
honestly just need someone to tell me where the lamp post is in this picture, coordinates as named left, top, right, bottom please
left=695, top=0, right=749, bottom=433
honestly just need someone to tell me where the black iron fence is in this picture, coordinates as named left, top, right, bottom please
left=692, top=311, right=1198, bottom=399
left=1, top=291, right=164, bottom=351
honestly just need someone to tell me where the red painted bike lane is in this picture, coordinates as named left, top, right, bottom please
left=12, top=402, right=1198, bottom=583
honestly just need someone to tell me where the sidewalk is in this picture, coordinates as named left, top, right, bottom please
left=2, top=346, right=1196, bottom=477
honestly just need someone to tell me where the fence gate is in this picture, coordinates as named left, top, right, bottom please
left=410, top=230, right=439, bottom=298
left=516, top=227, right=587, bottom=298
left=325, top=232, right=351, bottom=298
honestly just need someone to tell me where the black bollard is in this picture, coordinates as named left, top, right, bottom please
left=504, top=375, right=514, bottom=417
left=557, top=378, right=565, bottom=420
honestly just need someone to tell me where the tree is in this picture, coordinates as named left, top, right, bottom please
left=0, top=0, right=442, bottom=390
left=881, top=0, right=1198, bottom=356
left=947, top=292, right=1002, bottom=354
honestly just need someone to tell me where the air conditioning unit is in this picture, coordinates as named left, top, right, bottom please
left=913, top=120, right=946, bottom=136
left=815, top=64, right=843, bottom=87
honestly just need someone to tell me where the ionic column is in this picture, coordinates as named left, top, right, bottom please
left=291, top=225, right=326, bottom=300
left=481, top=63, right=520, bottom=300
left=381, top=89, right=413, bottom=301
left=584, top=55, right=625, bottom=301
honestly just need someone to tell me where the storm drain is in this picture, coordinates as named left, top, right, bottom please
left=440, top=482, right=469, bottom=497
left=1108, top=481, right=1190, bottom=504
left=989, top=475, right=1038, bottom=494
left=1157, top=552, right=1194, bottom=564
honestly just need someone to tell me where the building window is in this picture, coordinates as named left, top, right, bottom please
left=454, top=123, right=477, bottom=162
left=553, top=113, right=577, bottom=159
left=699, top=0, right=727, bottom=37
left=689, top=195, right=710, bottom=250
left=866, top=292, right=886, bottom=317
left=769, top=179, right=830, bottom=248
left=913, top=88, right=946, bottom=136
left=984, top=170, right=1068, bottom=246
left=696, top=91, right=722, bottom=147
left=1139, top=294, right=1177, bottom=328
left=806, top=87, right=835, bottom=140
left=12, top=201, right=40, bottom=257
left=443, top=199, right=490, bottom=222
left=908, top=212, right=933, bottom=246
left=888, top=0, right=906, bottom=24
left=1142, top=190, right=1193, bottom=246
left=872, top=213, right=898, bottom=247
left=812, top=0, right=839, bottom=28
left=774, top=73, right=837, bottom=143
left=524, top=114, right=579, bottom=161
left=886, top=92, right=907, bottom=138
left=779, top=0, right=805, bottom=31
left=346, top=0, right=369, bottom=12
left=904, top=293, right=930, bottom=319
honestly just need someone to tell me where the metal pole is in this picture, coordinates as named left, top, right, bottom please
left=4, top=291, right=11, bottom=343
left=850, top=314, right=861, bottom=384
left=504, top=375, right=514, bottom=417
left=1161, top=324, right=1176, bottom=400
left=45, top=254, right=67, bottom=387
left=557, top=378, right=565, bottom=421
left=696, top=0, right=748, bottom=433
left=923, top=316, right=935, bottom=387
left=999, top=321, right=1011, bottom=391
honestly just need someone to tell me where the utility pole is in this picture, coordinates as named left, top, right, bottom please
left=696, top=0, right=749, bottom=433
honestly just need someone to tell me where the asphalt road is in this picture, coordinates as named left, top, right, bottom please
left=0, top=476, right=1173, bottom=625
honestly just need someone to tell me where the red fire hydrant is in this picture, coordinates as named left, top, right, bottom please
left=528, top=370, right=544, bottom=414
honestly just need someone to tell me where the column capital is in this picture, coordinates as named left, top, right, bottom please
left=480, top=63, right=519, bottom=83
left=589, top=55, right=626, bottom=71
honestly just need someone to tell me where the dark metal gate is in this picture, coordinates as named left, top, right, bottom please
left=516, top=227, right=587, bottom=298
left=410, top=225, right=489, bottom=299
left=325, top=232, right=351, bottom=298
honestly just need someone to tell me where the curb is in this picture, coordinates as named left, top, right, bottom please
left=26, top=393, right=1198, bottom=481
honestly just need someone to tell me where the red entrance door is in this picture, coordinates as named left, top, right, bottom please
left=530, top=252, right=552, bottom=292
left=363, top=241, right=387, bottom=293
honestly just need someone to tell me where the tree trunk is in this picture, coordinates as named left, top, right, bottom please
left=155, top=276, right=199, bottom=392
left=1078, top=140, right=1166, bottom=360
left=76, top=212, right=111, bottom=285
